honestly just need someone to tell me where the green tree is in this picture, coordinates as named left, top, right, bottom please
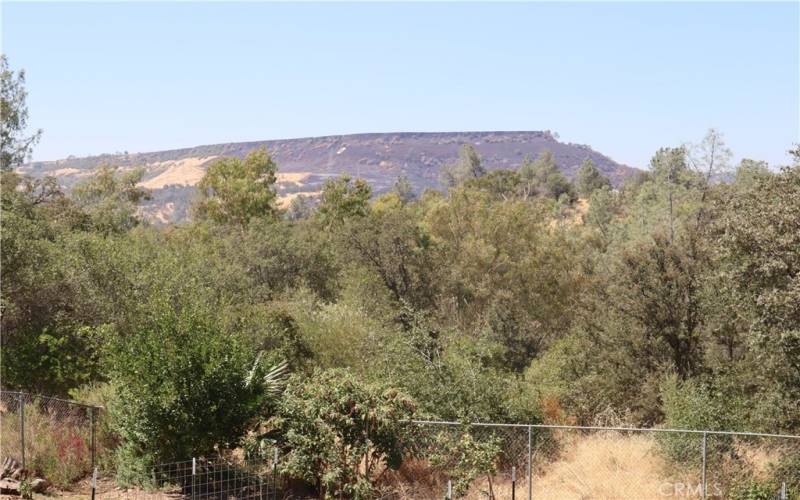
left=611, top=233, right=707, bottom=380
left=650, top=147, right=693, bottom=186
left=423, top=188, right=581, bottom=371
left=71, top=165, right=151, bottom=233
left=315, top=175, right=371, bottom=228
left=286, top=194, right=313, bottom=220
left=391, top=174, right=415, bottom=203
left=462, top=169, right=522, bottom=199
left=194, top=148, right=278, bottom=226
left=575, top=158, right=611, bottom=198
left=711, top=161, right=800, bottom=429
left=585, top=185, right=619, bottom=242
left=0, top=172, right=105, bottom=394
left=441, top=144, right=486, bottom=187
left=647, top=147, right=698, bottom=242
left=519, top=150, right=574, bottom=200
left=1, top=55, right=42, bottom=171
left=734, top=158, right=771, bottom=187
left=340, top=206, right=439, bottom=309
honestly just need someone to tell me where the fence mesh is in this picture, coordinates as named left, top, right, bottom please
left=97, top=455, right=282, bottom=499
left=385, top=422, right=530, bottom=500
left=2, top=392, right=798, bottom=499
left=405, top=422, right=799, bottom=500
left=0, top=390, right=100, bottom=487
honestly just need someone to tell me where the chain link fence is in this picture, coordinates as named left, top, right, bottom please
left=0, top=390, right=101, bottom=487
left=386, top=421, right=532, bottom=500
left=2, top=391, right=797, bottom=499
left=404, top=421, right=800, bottom=500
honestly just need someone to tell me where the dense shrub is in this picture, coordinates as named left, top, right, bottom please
left=275, top=369, right=417, bottom=499
left=429, top=430, right=502, bottom=498
left=105, top=300, right=267, bottom=484
left=657, top=376, right=737, bottom=466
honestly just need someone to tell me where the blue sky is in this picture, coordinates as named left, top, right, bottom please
left=2, top=2, right=798, bottom=168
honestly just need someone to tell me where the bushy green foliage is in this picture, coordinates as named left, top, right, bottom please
left=575, top=158, right=611, bottom=198
left=4, top=123, right=800, bottom=495
left=519, top=150, right=575, bottom=200
left=275, top=369, right=417, bottom=499
left=430, top=430, right=502, bottom=498
left=657, top=375, right=739, bottom=466
left=105, top=300, right=267, bottom=482
left=316, top=175, right=372, bottom=228
left=1, top=55, right=42, bottom=171
left=194, top=148, right=279, bottom=226
left=710, top=162, right=800, bottom=430
left=70, top=165, right=151, bottom=233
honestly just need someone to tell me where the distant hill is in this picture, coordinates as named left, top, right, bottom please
left=20, top=131, right=640, bottom=224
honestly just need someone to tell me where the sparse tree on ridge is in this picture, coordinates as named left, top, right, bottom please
left=441, top=144, right=486, bottom=187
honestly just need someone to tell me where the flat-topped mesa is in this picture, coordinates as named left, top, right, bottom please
left=21, top=131, right=640, bottom=224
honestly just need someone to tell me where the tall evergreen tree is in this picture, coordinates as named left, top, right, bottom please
left=575, top=158, right=611, bottom=198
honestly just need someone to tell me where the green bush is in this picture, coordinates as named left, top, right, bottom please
left=657, top=375, right=740, bottom=467
left=429, top=430, right=502, bottom=498
left=730, top=480, right=778, bottom=500
left=68, top=382, right=119, bottom=473
left=725, top=450, right=800, bottom=500
left=768, top=449, right=800, bottom=499
left=105, top=300, right=267, bottom=485
left=275, top=368, right=417, bottom=499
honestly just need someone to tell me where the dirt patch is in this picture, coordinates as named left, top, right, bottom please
left=278, top=191, right=320, bottom=208
left=276, top=172, right=311, bottom=185
left=138, top=157, right=217, bottom=190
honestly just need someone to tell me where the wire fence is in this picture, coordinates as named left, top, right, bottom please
left=98, top=455, right=283, bottom=499
left=407, top=420, right=800, bottom=500
left=2, top=390, right=798, bottom=499
left=0, top=390, right=101, bottom=486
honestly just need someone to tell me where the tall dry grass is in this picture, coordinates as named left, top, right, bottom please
left=385, top=431, right=701, bottom=499
left=0, top=401, right=94, bottom=488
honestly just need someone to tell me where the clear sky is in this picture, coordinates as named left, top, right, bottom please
left=2, top=1, right=798, bottom=168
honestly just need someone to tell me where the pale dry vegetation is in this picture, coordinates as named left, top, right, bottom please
left=138, top=157, right=218, bottom=189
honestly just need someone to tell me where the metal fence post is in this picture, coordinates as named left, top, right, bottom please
left=273, top=447, right=279, bottom=500
left=511, top=466, right=516, bottom=500
left=91, top=467, right=97, bottom=500
left=89, top=406, right=96, bottom=472
left=527, top=425, right=533, bottom=500
left=192, top=457, right=196, bottom=500
left=701, top=431, right=707, bottom=500
left=18, top=393, right=25, bottom=469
